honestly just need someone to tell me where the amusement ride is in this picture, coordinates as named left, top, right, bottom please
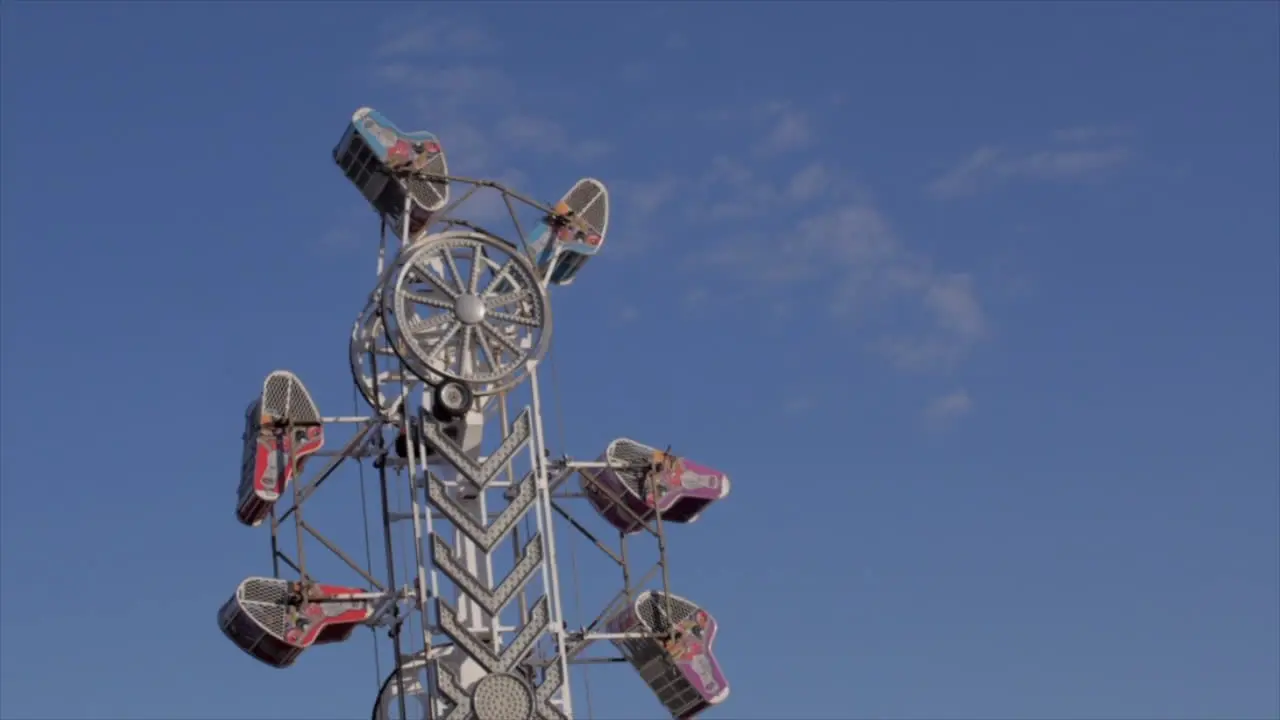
left=217, top=107, right=733, bottom=720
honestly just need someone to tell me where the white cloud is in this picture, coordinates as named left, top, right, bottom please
left=928, top=129, right=1132, bottom=199
left=787, top=163, right=829, bottom=202
left=759, top=108, right=812, bottom=156
left=880, top=334, right=971, bottom=373
left=375, top=18, right=498, bottom=58
left=367, top=20, right=611, bottom=179
left=876, top=273, right=987, bottom=372
left=692, top=101, right=814, bottom=157
left=695, top=155, right=779, bottom=220
left=1016, top=147, right=1130, bottom=178
left=925, top=273, right=986, bottom=340
left=923, top=389, right=972, bottom=423
left=695, top=182, right=988, bottom=371
left=494, top=116, right=611, bottom=162
left=705, top=155, right=754, bottom=186
left=374, top=63, right=510, bottom=106
left=597, top=177, right=686, bottom=256
left=456, top=167, right=531, bottom=226
left=365, top=25, right=1000, bottom=379
left=798, top=204, right=900, bottom=273
left=433, top=123, right=494, bottom=174
left=663, top=101, right=991, bottom=373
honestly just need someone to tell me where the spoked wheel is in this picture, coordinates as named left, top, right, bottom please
left=372, top=656, right=431, bottom=720
left=380, top=230, right=551, bottom=396
left=349, top=292, right=420, bottom=415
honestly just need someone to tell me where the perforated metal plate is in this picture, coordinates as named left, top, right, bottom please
left=471, top=673, right=535, bottom=720
left=236, top=577, right=292, bottom=638
left=637, top=591, right=699, bottom=631
left=404, top=143, right=449, bottom=213
left=564, top=179, right=608, bottom=240
left=261, top=371, right=321, bottom=424
left=606, top=438, right=658, bottom=497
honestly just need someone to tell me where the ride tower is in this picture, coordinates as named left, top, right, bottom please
left=217, top=107, right=734, bottom=720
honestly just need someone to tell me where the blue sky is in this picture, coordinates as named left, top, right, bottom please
left=2, top=2, right=1278, bottom=719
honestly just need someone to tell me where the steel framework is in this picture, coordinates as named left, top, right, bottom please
left=219, top=108, right=732, bottom=720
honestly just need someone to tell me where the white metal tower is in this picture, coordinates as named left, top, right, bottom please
left=218, top=107, right=733, bottom=720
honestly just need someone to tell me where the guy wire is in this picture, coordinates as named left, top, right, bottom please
left=353, top=383, right=383, bottom=687
left=550, top=348, right=594, bottom=720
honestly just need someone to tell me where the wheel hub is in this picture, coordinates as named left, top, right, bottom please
left=441, top=385, right=464, bottom=409
left=455, top=294, right=486, bottom=325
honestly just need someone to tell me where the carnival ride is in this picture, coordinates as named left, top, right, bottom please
left=218, top=106, right=733, bottom=720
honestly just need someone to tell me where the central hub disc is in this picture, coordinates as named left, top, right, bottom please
left=454, top=294, right=486, bottom=325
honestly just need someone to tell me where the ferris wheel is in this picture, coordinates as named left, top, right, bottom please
left=217, top=106, right=734, bottom=720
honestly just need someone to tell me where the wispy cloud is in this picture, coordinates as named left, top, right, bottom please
left=923, top=389, right=973, bottom=423
left=757, top=104, right=813, bottom=156
left=928, top=128, right=1132, bottom=199
left=458, top=168, right=530, bottom=226
left=877, top=273, right=987, bottom=372
left=374, top=18, right=499, bottom=58
left=373, top=64, right=510, bottom=107
left=364, top=17, right=1002, bottom=380
left=787, top=162, right=830, bottom=202
left=697, top=155, right=779, bottom=220
left=603, top=177, right=686, bottom=255
left=672, top=104, right=990, bottom=372
left=366, top=17, right=612, bottom=179
left=496, top=115, right=612, bottom=163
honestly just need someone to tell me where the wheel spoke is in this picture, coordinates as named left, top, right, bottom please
left=408, top=312, right=453, bottom=336
left=481, top=320, right=522, bottom=357
left=487, top=310, right=539, bottom=328
left=400, top=291, right=452, bottom=310
left=468, top=245, right=484, bottom=295
left=426, top=322, right=461, bottom=362
left=442, top=249, right=465, bottom=296
left=484, top=289, right=531, bottom=309
left=412, top=255, right=458, bottom=299
left=459, top=326, right=474, bottom=375
left=474, top=326, right=499, bottom=373
left=481, top=261, right=517, bottom=298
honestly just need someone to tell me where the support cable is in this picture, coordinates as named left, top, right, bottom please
left=400, top=459, right=414, bottom=660
left=354, top=384, right=384, bottom=688
left=550, top=349, right=594, bottom=720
